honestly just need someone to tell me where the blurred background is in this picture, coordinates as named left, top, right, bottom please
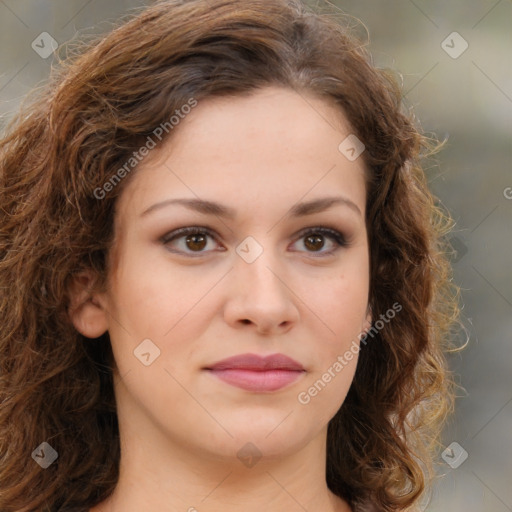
left=0, top=1, right=510, bottom=510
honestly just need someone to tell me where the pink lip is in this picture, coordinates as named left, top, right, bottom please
left=205, top=353, right=305, bottom=392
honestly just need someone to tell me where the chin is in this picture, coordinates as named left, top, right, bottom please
left=198, top=415, right=317, bottom=461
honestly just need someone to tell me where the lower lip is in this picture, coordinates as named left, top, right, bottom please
left=207, top=369, right=304, bottom=392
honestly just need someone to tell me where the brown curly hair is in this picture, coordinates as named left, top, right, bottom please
left=0, top=1, right=460, bottom=511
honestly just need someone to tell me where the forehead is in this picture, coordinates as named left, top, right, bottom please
left=116, top=86, right=367, bottom=223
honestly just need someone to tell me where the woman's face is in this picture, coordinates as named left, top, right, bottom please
left=99, top=86, right=370, bottom=462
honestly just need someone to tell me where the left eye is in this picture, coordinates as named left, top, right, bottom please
left=290, top=227, right=348, bottom=256
left=161, top=226, right=347, bottom=256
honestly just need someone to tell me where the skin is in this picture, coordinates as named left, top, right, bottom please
left=71, top=86, right=371, bottom=512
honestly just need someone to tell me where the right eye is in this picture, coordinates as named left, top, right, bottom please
left=160, top=226, right=224, bottom=256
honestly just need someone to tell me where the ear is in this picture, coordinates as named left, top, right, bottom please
left=68, top=270, right=109, bottom=338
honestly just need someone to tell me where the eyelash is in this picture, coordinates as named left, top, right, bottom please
left=160, top=225, right=349, bottom=257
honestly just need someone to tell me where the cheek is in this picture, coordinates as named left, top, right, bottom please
left=297, top=361, right=358, bottom=432
left=108, top=246, right=216, bottom=338
left=302, top=264, right=369, bottom=346
left=104, top=256, right=220, bottom=385
left=293, top=258, right=368, bottom=416
left=294, top=273, right=366, bottom=423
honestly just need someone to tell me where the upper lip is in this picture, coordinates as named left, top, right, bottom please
left=205, top=353, right=305, bottom=371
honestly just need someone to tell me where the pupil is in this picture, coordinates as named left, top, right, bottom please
left=305, top=234, right=324, bottom=251
left=186, top=234, right=207, bottom=251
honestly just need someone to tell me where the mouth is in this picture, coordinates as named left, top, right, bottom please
left=204, top=353, right=306, bottom=392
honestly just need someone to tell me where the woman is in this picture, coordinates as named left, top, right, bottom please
left=0, top=1, right=459, bottom=511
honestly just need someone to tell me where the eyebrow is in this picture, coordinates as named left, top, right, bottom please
left=140, top=196, right=362, bottom=219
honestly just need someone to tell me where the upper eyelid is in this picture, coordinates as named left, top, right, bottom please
left=161, top=225, right=347, bottom=250
left=161, top=225, right=345, bottom=239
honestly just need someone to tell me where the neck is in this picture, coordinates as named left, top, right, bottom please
left=92, top=416, right=351, bottom=512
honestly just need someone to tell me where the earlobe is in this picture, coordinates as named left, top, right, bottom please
left=68, top=270, right=109, bottom=339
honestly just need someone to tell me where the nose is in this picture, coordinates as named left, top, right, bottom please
left=223, top=247, right=300, bottom=335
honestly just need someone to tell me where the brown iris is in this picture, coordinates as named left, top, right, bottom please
left=186, top=233, right=208, bottom=251
left=184, top=232, right=326, bottom=252
left=304, top=234, right=325, bottom=251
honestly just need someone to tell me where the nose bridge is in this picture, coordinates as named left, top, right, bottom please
left=226, top=236, right=298, bottom=332
left=235, top=239, right=285, bottom=298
